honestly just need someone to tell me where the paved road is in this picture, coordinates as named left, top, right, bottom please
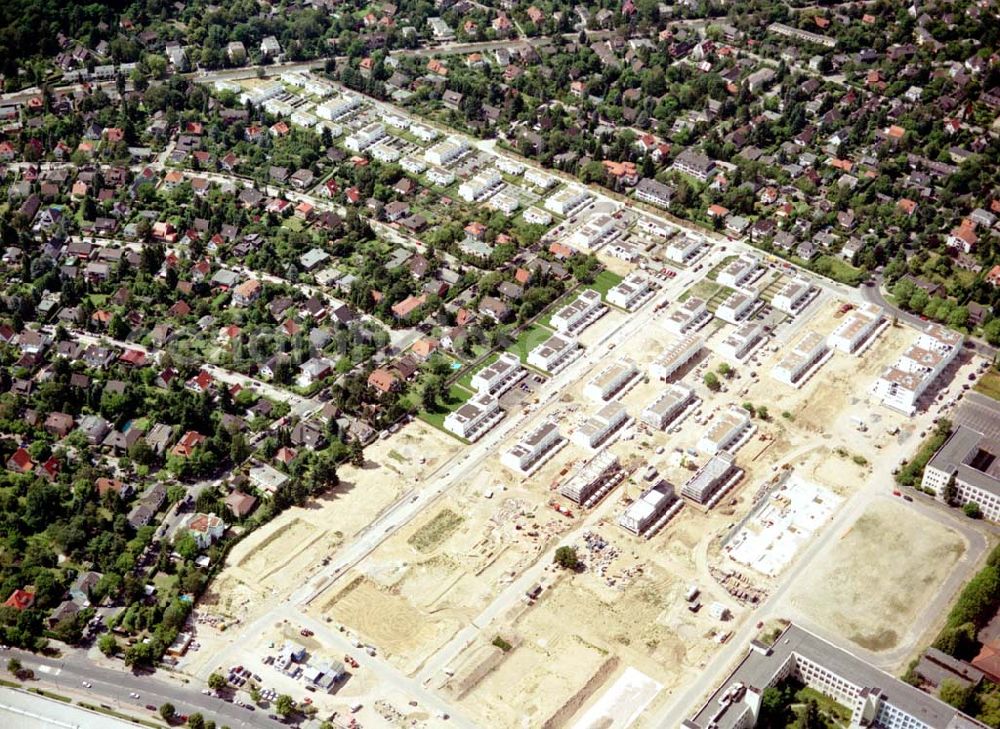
left=0, top=646, right=279, bottom=728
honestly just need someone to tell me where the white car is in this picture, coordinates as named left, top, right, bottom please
left=82, top=682, right=92, bottom=688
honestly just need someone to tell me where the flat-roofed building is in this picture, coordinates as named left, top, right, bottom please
left=501, top=419, right=565, bottom=474
left=315, top=94, right=361, bottom=121
left=458, top=169, right=503, bottom=202
left=525, top=169, right=555, bottom=189
left=544, top=186, right=592, bottom=216
left=344, top=122, right=386, bottom=153
left=686, top=623, right=983, bottom=729
left=572, top=401, right=630, bottom=449
left=827, top=303, right=883, bottom=354
left=873, top=324, right=962, bottom=415
left=641, top=384, right=694, bottom=430
left=567, top=213, right=621, bottom=251
left=698, top=408, right=752, bottom=455
left=444, top=392, right=503, bottom=441
left=681, top=452, right=740, bottom=504
left=559, top=450, right=622, bottom=506
left=772, top=277, right=815, bottom=315
left=424, top=137, right=469, bottom=166
left=550, top=289, right=606, bottom=335
left=607, top=272, right=654, bottom=311
left=665, top=234, right=706, bottom=264
left=717, top=254, right=763, bottom=288
left=619, top=480, right=680, bottom=537
left=717, top=320, right=765, bottom=361
left=772, top=330, right=828, bottom=385
left=717, top=290, right=758, bottom=324
left=471, top=352, right=525, bottom=396
left=584, top=358, right=639, bottom=402
left=528, top=333, right=579, bottom=373
left=650, top=335, right=702, bottom=381
left=634, top=178, right=675, bottom=208
left=665, top=297, right=713, bottom=335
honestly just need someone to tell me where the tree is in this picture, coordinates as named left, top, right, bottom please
left=704, top=371, right=721, bottom=392
left=553, top=545, right=579, bottom=570
left=717, top=363, right=732, bottom=378
left=98, top=634, right=118, bottom=657
left=6, top=658, right=21, bottom=676
left=939, top=678, right=973, bottom=712
left=160, top=703, right=176, bottom=721
left=942, top=474, right=958, bottom=506
left=964, top=501, right=982, bottom=519
left=275, top=694, right=294, bottom=717
left=756, top=406, right=769, bottom=421
left=187, top=713, right=205, bottom=729
left=795, top=699, right=823, bottom=729
left=208, top=672, right=226, bottom=691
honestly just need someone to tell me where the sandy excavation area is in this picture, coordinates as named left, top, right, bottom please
left=784, top=499, right=966, bottom=653
left=184, top=420, right=461, bottom=673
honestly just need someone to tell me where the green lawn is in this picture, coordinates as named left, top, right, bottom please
left=705, top=254, right=738, bottom=281
left=975, top=370, right=1000, bottom=402
left=507, top=323, right=555, bottom=363
left=417, top=383, right=474, bottom=442
left=457, top=353, right=498, bottom=391
left=679, top=280, right=723, bottom=303
left=588, top=269, right=624, bottom=299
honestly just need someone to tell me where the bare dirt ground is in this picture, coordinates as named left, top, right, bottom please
left=784, top=499, right=966, bottom=652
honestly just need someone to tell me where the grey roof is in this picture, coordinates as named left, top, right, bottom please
left=689, top=624, right=986, bottom=729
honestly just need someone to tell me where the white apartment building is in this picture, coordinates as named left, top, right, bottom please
left=686, top=623, right=985, bottom=729
left=717, top=321, right=765, bottom=361
left=772, top=277, right=816, bottom=316
left=772, top=330, right=828, bottom=386
left=568, top=213, right=621, bottom=251
left=716, top=290, right=758, bottom=324
left=584, top=358, right=639, bottom=402
left=665, top=297, right=712, bottom=335
left=471, top=352, right=525, bottom=396
left=607, top=272, right=654, bottom=311
left=528, top=333, right=579, bottom=373
left=382, top=112, right=410, bottom=130
left=523, top=207, right=552, bottom=226
left=922, top=411, right=1000, bottom=522
left=665, top=234, right=707, bottom=264
left=428, top=16, right=455, bottom=39
left=369, top=142, right=401, bottom=163
left=495, top=157, right=524, bottom=175
left=827, top=303, right=883, bottom=353
left=550, top=289, right=606, bottom=335
left=545, top=186, right=592, bottom=216
left=716, top=254, right=763, bottom=289
left=872, top=324, right=962, bottom=415
left=488, top=191, right=519, bottom=215
left=424, top=137, right=469, bottom=166
left=425, top=167, right=455, bottom=186
left=344, top=122, right=386, bottom=153
left=619, top=480, right=680, bottom=537
left=524, top=169, right=555, bottom=189
left=410, top=124, right=438, bottom=142
left=559, top=450, right=622, bottom=505
left=572, top=401, right=630, bottom=450
left=401, top=157, right=427, bottom=174
left=698, top=408, right=753, bottom=455
left=680, top=452, right=740, bottom=505
left=444, top=392, right=503, bottom=441
left=650, top=335, right=702, bottom=381
left=458, top=169, right=503, bottom=202
left=315, top=94, right=362, bottom=121
left=641, top=384, right=694, bottom=430
left=501, top=420, right=565, bottom=475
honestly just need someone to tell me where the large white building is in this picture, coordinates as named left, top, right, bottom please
left=471, top=352, right=525, bottom=396
left=619, top=480, right=680, bottom=537
left=607, top=272, right=654, bottom=311
left=665, top=234, right=707, bottom=264
left=424, top=137, right=469, bottom=166
left=559, top=450, right=622, bottom=506
left=716, top=254, right=763, bottom=289
left=527, top=333, right=580, bottom=373
left=545, top=186, right=592, bottom=216
left=827, top=303, right=883, bottom=354
left=772, top=278, right=816, bottom=316
left=772, top=330, right=828, bottom=386
left=458, top=169, right=503, bottom=202
left=685, top=623, right=986, bottom=729
left=716, top=290, right=758, bottom=325
left=872, top=324, right=962, bottom=415
left=650, top=335, right=703, bottom=381
left=443, top=392, right=503, bottom=441
left=550, top=289, right=606, bottom=335
left=584, top=358, right=640, bottom=402
left=717, top=321, right=765, bottom=361
left=698, top=408, right=753, bottom=455
left=344, top=122, right=386, bottom=153
left=315, top=94, right=362, bottom=121
left=567, top=213, right=621, bottom=251
left=572, top=401, right=630, bottom=450
left=681, top=452, right=740, bottom=505
left=665, top=297, right=712, bottom=335
left=525, top=169, right=555, bottom=189
left=641, top=384, right=694, bottom=430
left=501, top=420, right=565, bottom=475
